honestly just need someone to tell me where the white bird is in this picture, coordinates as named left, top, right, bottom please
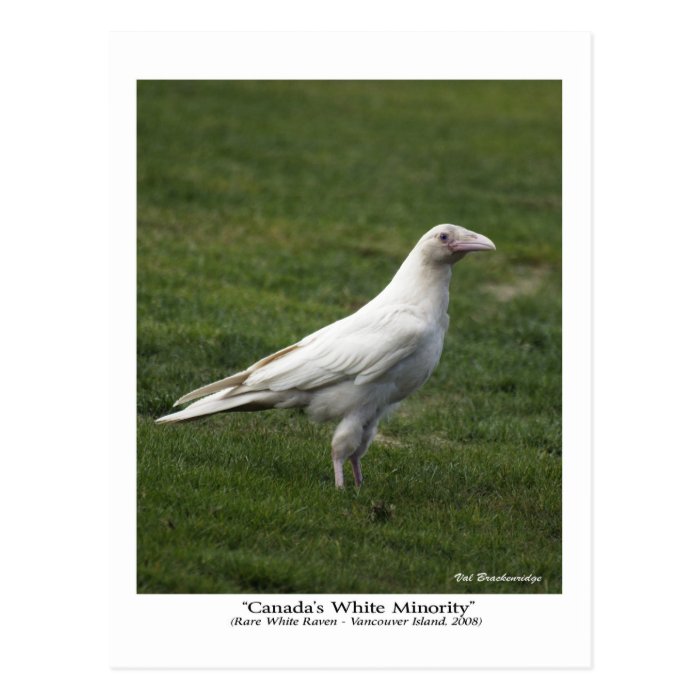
left=156, top=224, right=496, bottom=488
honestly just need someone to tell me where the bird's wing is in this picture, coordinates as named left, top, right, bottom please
left=173, top=304, right=428, bottom=406
left=173, top=343, right=300, bottom=405
left=236, top=304, right=428, bottom=393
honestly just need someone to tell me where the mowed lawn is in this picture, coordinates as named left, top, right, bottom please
left=137, top=80, right=562, bottom=594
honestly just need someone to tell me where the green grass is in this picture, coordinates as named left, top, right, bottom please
left=137, top=80, right=561, bottom=594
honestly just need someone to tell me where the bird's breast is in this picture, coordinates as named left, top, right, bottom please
left=384, top=321, right=446, bottom=398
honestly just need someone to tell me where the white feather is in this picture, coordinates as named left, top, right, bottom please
left=156, top=224, right=496, bottom=487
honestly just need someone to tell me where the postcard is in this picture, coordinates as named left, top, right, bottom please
left=110, top=31, right=591, bottom=668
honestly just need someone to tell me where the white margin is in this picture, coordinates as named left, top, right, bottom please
left=110, top=31, right=591, bottom=669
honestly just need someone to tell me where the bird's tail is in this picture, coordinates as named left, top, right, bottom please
left=155, top=389, right=281, bottom=424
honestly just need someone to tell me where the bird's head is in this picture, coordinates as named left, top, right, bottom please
left=418, top=224, right=496, bottom=265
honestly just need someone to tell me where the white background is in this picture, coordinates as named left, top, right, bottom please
left=1, top=0, right=698, bottom=697
left=109, top=31, right=590, bottom=670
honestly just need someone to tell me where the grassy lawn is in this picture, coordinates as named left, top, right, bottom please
left=137, top=80, right=561, bottom=594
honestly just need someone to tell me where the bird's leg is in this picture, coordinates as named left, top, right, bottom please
left=332, top=450, right=345, bottom=489
left=331, top=416, right=365, bottom=489
left=348, top=419, right=378, bottom=488
left=350, top=455, right=363, bottom=487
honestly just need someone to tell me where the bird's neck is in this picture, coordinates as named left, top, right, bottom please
left=377, top=249, right=452, bottom=315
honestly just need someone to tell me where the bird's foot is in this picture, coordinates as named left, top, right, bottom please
left=333, top=455, right=345, bottom=489
left=350, top=457, right=363, bottom=488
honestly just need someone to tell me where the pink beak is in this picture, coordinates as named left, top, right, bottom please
left=448, top=232, right=497, bottom=253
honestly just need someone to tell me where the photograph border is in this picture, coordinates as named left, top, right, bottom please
left=111, top=31, right=591, bottom=669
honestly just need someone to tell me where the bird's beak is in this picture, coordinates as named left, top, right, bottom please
left=449, top=231, right=497, bottom=253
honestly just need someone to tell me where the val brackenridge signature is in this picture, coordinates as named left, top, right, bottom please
left=454, top=572, right=543, bottom=585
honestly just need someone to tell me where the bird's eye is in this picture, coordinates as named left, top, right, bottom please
left=439, top=233, right=449, bottom=242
